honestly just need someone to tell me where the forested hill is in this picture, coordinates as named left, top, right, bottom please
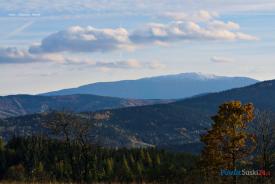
left=1, top=80, right=274, bottom=152
left=177, top=79, right=275, bottom=113
left=0, top=94, right=171, bottom=119
left=87, top=79, right=275, bottom=149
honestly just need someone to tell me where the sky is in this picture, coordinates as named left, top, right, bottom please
left=1, top=0, right=275, bottom=95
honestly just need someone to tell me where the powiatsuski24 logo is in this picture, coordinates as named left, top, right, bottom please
left=220, top=169, right=271, bottom=176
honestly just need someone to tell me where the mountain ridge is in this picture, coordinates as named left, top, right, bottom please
left=0, top=94, right=172, bottom=119
left=41, top=72, right=258, bottom=99
left=1, top=79, right=274, bottom=152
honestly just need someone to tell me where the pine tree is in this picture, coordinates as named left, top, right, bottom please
left=146, top=151, right=153, bottom=167
left=136, top=161, right=144, bottom=182
left=122, top=156, right=133, bottom=181
left=155, top=153, right=161, bottom=166
left=140, top=148, right=145, bottom=161
left=106, top=158, right=114, bottom=177
left=129, top=153, right=135, bottom=165
left=136, top=161, right=144, bottom=175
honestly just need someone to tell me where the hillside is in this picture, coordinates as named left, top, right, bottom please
left=42, top=73, right=258, bottom=99
left=1, top=80, right=274, bottom=152
left=92, top=79, right=275, bottom=149
left=0, top=94, right=171, bottom=119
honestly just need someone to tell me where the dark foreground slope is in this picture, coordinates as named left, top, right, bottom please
left=1, top=80, right=275, bottom=152
left=0, top=136, right=199, bottom=183
left=0, top=94, right=171, bottom=119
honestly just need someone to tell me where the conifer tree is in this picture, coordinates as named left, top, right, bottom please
left=122, top=156, right=133, bottom=181
left=156, top=153, right=161, bottom=166
left=106, top=158, right=114, bottom=177
left=146, top=151, right=153, bottom=167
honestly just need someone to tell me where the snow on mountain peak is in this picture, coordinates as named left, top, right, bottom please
left=154, top=72, right=221, bottom=80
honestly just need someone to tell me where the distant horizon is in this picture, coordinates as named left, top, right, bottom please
left=1, top=71, right=262, bottom=96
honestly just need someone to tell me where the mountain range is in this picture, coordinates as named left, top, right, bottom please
left=42, top=72, right=258, bottom=99
left=2, top=79, right=275, bottom=153
left=0, top=94, right=171, bottom=119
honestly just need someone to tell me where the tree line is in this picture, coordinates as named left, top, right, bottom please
left=0, top=101, right=274, bottom=183
left=0, top=136, right=199, bottom=183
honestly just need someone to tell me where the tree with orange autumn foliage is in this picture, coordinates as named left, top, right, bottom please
left=200, top=101, right=256, bottom=184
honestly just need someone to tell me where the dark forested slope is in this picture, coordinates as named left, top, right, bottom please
left=1, top=80, right=275, bottom=152
left=0, top=94, right=171, bottom=119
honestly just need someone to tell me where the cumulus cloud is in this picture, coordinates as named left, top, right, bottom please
left=211, top=56, right=234, bottom=63
left=29, top=26, right=131, bottom=54
left=0, top=47, right=165, bottom=71
left=0, top=47, right=35, bottom=64
left=131, top=10, right=257, bottom=44
left=0, top=10, right=257, bottom=70
left=130, top=20, right=258, bottom=44
left=0, top=47, right=83, bottom=64
left=29, top=19, right=255, bottom=55
left=28, top=10, right=257, bottom=54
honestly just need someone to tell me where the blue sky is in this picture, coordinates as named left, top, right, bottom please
left=1, top=0, right=275, bottom=95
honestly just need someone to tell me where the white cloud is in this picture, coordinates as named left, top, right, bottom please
left=29, top=26, right=131, bottom=54
left=211, top=56, right=234, bottom=63
left=130, top=20, right=258, bottom=44
left=0, top=47, right=87, bottom=64
left=0, top=47, right=36, bottom=64
left=27, top=10, right=257, bottom=54
left=0, top=10, right=258, bottom=70
left=0, top=47, right=166, bottom=71
left=149, top=11, right=257, bottom=43
left=0, top=47, right=92, bottom=65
